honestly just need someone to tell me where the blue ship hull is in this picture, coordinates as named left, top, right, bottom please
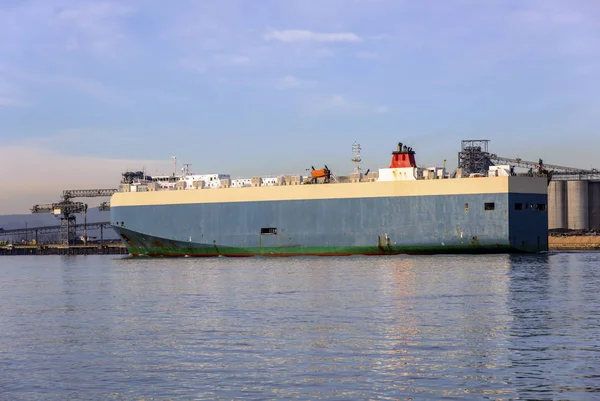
left=110, top=192, right=548, bottom=256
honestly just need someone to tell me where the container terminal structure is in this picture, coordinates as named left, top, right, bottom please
left=109, top=142, right=549, bottom=257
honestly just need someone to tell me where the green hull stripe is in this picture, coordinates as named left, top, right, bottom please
left=115, top=227, right=540, bottom=256
left=123, top=244, right=522, bottom=257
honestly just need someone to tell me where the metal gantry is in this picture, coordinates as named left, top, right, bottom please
left=457, top=140, right=494, bottom=176
left=30, top=188, right=117, bottom=245
left=60, top=216, right=77, bottom=245
left=62, top=189, right=117, bottom=200
left=30, top=201, right=87, bottom=215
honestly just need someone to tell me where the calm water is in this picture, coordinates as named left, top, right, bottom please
left=0, top=253, right=599, bottom=400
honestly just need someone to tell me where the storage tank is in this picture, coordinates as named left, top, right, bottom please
left=548, top=180, right=567, bottom=229
left=589, top=181, right=600, bottom=230
left=567, top=180, right=589, bottom=230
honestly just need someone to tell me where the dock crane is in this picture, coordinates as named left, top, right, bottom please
left=31, top=188, right=117, bottom=245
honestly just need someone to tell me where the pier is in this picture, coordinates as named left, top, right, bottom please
left=0, top=243, right=128, bottom=256
left=548, top=234, right=600, bottom=251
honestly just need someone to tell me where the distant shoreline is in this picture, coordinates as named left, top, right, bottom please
left=549, top=235, right=600, bottom=251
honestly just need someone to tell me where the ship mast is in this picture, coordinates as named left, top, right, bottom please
left=351, top=142, right=362, bottom=174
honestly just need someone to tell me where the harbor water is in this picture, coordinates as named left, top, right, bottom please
left=1, top=253, right=599, bottom=400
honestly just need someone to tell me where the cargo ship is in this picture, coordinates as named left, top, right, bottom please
left=109, top=142, right=549, bottom=256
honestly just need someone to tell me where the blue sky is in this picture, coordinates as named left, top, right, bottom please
left=1, top=0, right=599, bottom=213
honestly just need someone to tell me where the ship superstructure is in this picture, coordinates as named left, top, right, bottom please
left=118, top=142, right=450, bottom=192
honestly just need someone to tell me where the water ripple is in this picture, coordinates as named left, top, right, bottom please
left=0, top=253, right=598, bottom=400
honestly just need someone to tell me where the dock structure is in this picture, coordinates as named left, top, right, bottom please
left=548, top=235, right=600, bottom=251
left=0, top=220, right=124, bottom=255
left=0, top=243, right=128, bottom=256
left=0, top=221, right=129, bottom=255
left=0, top=222, right=112, bottom=245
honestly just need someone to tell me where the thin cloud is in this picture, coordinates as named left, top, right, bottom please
left=329, top=94, right=348, bottom=107
left=357, top=51, right=378, bottom=59
left=0, top=76, right=25, bottom=107
left=278, top=75, right=302, bottom=88
left=2, top=66, right=176, bottom=108
left=4, top=64, right=113, bottom=99
left=366, top=34, right=391, bottom=40
left=34, top=72, right=128, bottom=105
left=214, top=54, right=251, bottom=66
left=316, top=48, right=336, bottom=57
left=0, top=96, right=23, bottom=107
left=264, top=29, right=362, bottom=43
left=179, top=58, right=207, bottom=74
left=49, top=75, right=114, bottom=99
left=300, top=94, right=362, bottom=115
left=179, top=54, right=251, bottom=74
left=301, top=94, right=390, bottom=116
left=277, top=75, right=317, bottom=89
left=51, top=1, right=136, bottom=56
left=513, top=7, right=585, bottom=26
left=54, top=2, right=135, bottom=22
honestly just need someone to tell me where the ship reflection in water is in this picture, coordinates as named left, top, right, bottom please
left=0, top=253, right=598, bottom=400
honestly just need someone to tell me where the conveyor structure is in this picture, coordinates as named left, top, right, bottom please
left=458, top=139, right=599, bottom=180
left=489, top=155, right=600, bottom=181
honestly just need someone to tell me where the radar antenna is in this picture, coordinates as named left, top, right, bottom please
left=351, top=142, right=362, bottom=174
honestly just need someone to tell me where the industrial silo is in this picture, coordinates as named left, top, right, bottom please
left=548, top=180, right=567, bottom=229
left=567, top=180, right=589, bottom=230
left=589, top=181, right=600, bottom=230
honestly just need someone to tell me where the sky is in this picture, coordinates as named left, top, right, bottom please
left=1, top=0, right=599, bottom=214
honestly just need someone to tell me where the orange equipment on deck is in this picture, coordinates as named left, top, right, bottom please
left=309, top=165, right=332, bottom=183
left=311, top=168, right=329, bottom=179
